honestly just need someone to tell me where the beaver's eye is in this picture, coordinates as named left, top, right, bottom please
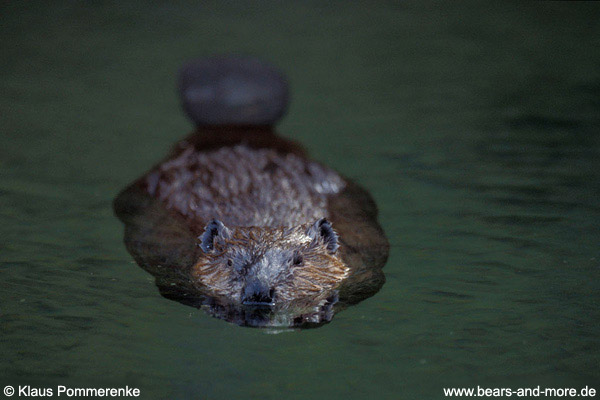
left=292, top=253, right=303, bottom=265
left=227, top=259, right=233, bottom=267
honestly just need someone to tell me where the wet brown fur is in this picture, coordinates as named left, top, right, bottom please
left=115, top=126, right=388, bottom=327
left=191, top=224, right=349, bottom=307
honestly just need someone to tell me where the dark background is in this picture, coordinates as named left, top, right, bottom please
left=1, top=2, right=599, bottom=399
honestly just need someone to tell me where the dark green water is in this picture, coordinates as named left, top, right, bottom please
left=2, top=2, right=599, bottom=399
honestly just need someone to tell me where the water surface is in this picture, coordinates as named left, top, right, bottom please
left=1, top=2, right=599, bottom=399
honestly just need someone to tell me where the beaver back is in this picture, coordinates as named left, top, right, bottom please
left=144, top=143, right=345, bottom=230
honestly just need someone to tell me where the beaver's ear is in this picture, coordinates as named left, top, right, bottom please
left=307, top=218, right=339, bottom=254
left=199, top=219, right=231, bottom=253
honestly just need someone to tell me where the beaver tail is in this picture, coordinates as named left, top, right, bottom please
left=178, top=55, right=289, bottom=127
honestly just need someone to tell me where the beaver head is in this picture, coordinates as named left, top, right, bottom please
left=191, top=218, right=349, bottom=314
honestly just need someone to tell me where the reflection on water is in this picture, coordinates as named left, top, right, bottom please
left=1, top=1, right=599, bottom=398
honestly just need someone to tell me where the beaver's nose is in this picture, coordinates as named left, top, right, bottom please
left=242, top=279, right=275, bottom=306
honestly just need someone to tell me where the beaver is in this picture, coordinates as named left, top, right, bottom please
left=114, top=56, right=388, bottom=328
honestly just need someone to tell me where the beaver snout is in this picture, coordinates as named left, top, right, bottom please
left=242, top=279, right=275, bottom=306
